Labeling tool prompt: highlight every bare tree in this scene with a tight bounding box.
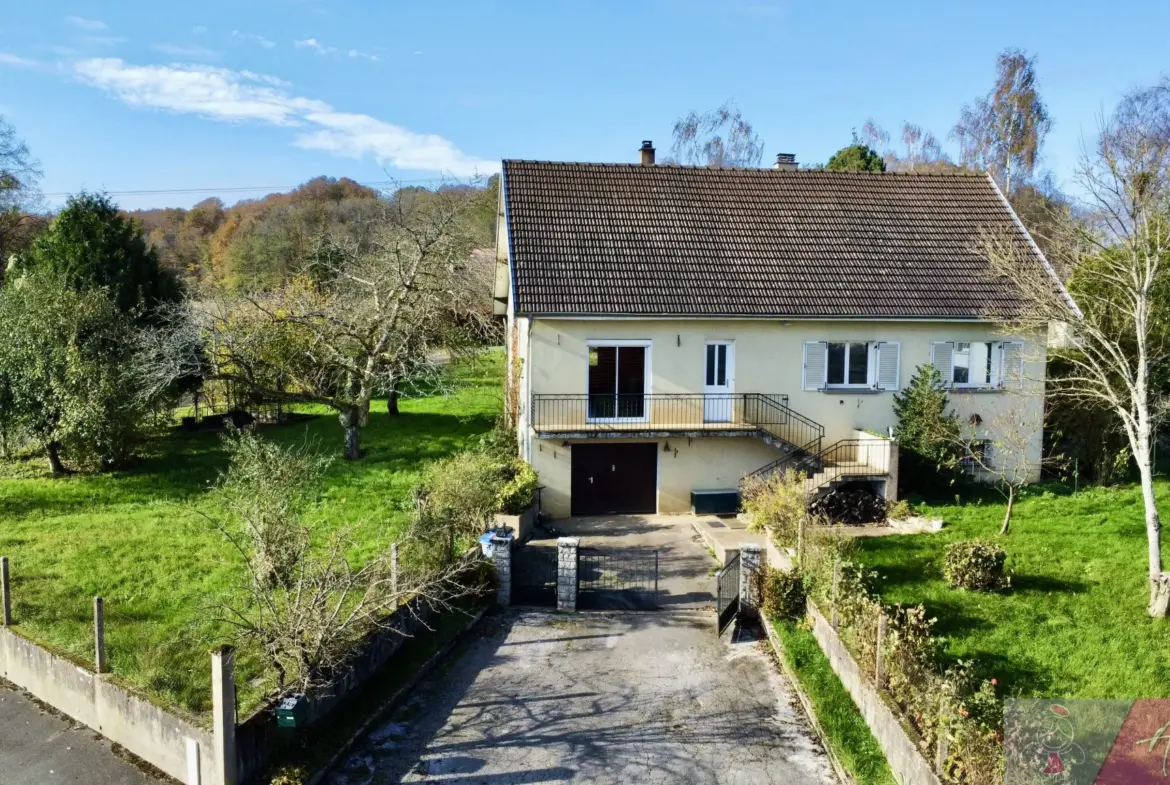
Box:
[862,119,955,172]
[952,49,1052,193]
[209,430,477,693]
[981,78,1170,615]
[668,100,765,168]
[142,181,494,459]
[0,115,43,286]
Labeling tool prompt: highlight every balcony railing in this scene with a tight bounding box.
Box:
[530,393,824,456]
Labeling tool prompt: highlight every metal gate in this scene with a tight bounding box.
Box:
[512,545,558,607]
[715,553,740,635]
[577,548,659,610]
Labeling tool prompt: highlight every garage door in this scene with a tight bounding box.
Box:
[571,443,658,516]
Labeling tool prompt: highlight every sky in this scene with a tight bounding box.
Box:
[1,0,1168,211]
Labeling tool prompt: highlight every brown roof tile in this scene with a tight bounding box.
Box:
[502,161,1044,318]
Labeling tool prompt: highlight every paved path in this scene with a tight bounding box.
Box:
[326,610,836,785]
[0,679,173,785]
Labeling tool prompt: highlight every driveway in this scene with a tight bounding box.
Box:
[326,610,837,785]
[0,679,173,785]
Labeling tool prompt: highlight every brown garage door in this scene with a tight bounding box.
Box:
[571,443,658,516]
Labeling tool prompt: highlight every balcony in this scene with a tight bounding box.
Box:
[530,393,824,457]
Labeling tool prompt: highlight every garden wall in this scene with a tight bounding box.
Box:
[0,626,217,785]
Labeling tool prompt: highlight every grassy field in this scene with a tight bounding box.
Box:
[770,619,896,785]
[0,352,503,722]
[855,479,1170,701]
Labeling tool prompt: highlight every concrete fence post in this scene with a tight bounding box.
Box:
[390,542,400,607]
[94,597,106,674]
[738,543,763,620]
[874,612,887,688]
[489,535,512,607]
[886,440,900,502]
[1,556,10,626]
[211,645,238,785]
[830,559,840,630]
[556,537,579,613]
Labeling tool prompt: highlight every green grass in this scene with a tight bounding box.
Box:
[855,479,1170,700]
[0,352,503,722]
[771,618,897,785]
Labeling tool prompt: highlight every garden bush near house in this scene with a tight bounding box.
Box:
[893,365,964,497]
[943,541,1009,591]
[495,458,538,514]
[886,499,912,521]
[741,468,807,545]
[761,567,807,620]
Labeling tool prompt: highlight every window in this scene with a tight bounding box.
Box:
[587,342,649,420]
[804,341,900,391]
[960,440,991,473]
[826,342,870,386]
[932,341,1023,389]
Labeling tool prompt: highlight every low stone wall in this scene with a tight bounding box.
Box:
[0,627,217,785]
[804,600,940,785]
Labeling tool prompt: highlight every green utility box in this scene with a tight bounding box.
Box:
[275,694,308,728]
[691,488,741,515]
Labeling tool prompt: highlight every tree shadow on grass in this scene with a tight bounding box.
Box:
[1011,574,1088,595]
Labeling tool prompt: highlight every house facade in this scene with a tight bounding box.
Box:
[495,147,1059,519]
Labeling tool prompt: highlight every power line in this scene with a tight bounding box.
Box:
[41,177,452,199]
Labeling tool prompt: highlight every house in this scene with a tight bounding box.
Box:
[493,142,1062,519]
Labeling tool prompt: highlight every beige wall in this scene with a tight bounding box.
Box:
[520,318,1046,517]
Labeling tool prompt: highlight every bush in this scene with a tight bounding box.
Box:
[741,469,807,545]
[495,458,538,514]
[892,365,963,496]
[886,499,912,521]
[762,568,807,620]
[943,540,1009,591]
[809,484,886,525]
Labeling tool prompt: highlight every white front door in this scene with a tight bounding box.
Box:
[703,341,734,423]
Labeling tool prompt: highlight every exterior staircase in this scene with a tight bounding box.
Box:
[745,436,895,498]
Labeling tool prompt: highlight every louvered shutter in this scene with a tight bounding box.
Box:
[1000,342,1024,388]
[931,341,954,386]
[876,342,901,391]
[803,341,828,391]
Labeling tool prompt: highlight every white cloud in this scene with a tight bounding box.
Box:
[66,16,109,31]
[73,58,496,176]
[231,31,276,50]
[0,52,39,68]
[295,38,377,62]
[152,43,220,59]
[348,49,378,62]
[192,25,208,35]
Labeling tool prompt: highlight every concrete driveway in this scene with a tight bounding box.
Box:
[0,679,173,785]
[326,610,836,785]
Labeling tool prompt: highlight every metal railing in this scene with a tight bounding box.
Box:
[742,393,824,459]
[746,438,891,493]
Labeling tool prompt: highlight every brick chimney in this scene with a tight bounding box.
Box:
[775,153,798,171]
[639,140,656,166]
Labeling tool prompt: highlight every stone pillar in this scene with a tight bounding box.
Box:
[739,543,763,621]
[556,537,579,613]
[489,535,512,607]
[885,440,900,502]
[211,645,238,785]
[93,597,106,674]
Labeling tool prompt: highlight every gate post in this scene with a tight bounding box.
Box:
[738,543,763,621]
[489,535,512,607]
[556,537,579,613]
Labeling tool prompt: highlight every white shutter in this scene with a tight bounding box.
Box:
[803,341,828,391]
[876,342,901,391]
[1000,342,1024,388]
[931,341,954,386]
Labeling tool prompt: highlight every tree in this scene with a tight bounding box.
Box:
[668,100,765,168]
[144,181,494,460]
[209,429,476,693]
[826,141,886,173]
[861,120,958,173]
[0,115,43,288]
[0,273,148,473]
[17,192,181,322]
[892,365,964,497]
[979,78,1170,615]
[952,49,1052,193]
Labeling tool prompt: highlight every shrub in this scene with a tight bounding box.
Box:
[495,458,538,514]
[944,540,1009,591]
[886,499,912,521]
[762,568,807,620]
[892,365,963,495]
[421,451,503,538]
[740,469,807,545]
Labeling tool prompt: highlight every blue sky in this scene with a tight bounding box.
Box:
[1,0,1168,210]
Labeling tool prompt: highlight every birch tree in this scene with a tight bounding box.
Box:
[981,78,1170,615]
[668,100,765,168]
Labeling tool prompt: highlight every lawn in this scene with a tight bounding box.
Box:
[854,479,1170,701]
[0,351,503,722]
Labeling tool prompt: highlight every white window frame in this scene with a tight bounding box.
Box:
[825,341,876,389]
[934,340,1019,390]
[585,339,652,423]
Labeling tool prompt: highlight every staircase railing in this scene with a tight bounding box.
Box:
[746,438,891,494]
[742,393,824,459]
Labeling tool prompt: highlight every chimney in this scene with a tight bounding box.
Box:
[639,140,656,166]
[775,153,798,171]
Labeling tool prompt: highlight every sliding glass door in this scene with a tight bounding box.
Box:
[587,344,648,421]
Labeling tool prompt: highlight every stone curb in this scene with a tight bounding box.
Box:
[762,617,855,785]
[305,604,491,785]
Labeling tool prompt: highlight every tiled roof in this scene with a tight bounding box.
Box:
[502,161,1047,319]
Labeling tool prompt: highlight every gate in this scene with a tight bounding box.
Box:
[577,548,659,610]
[715,553,740,635]
[512,544,558,607]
